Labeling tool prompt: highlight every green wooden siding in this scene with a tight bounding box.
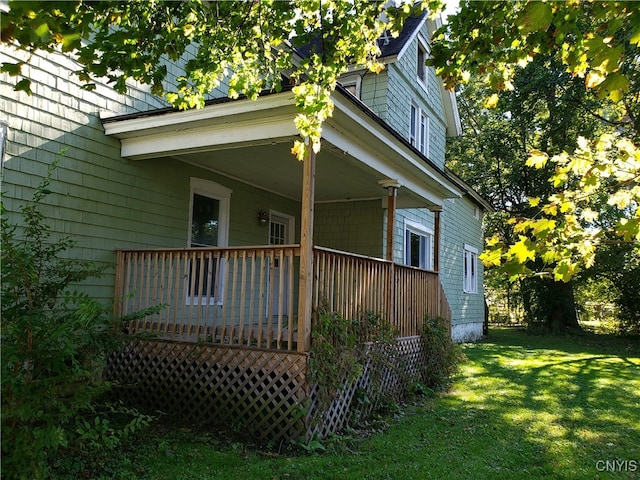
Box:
[1,48,300,304]
[314,200,384,258]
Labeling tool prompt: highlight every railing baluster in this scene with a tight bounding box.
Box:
[114,245,449,350]
[266,251,275,348]
[287,248,295,349]
[211,250,220,341]
[219,250,230,344]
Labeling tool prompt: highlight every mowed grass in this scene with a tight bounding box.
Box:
[71,328,640,480]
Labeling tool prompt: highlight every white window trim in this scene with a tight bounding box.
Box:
[416,35,431,91]
[404,219,434,271]
[339,75,362,99]
[463,244,479,294]
[410,103,430,157]
[268,210,295,245]
[187,178,232,306]
[188,177,231,247]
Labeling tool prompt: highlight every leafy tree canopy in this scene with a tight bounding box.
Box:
[1,0,442,158]
[2,0,638,282]
[431,1,639,282]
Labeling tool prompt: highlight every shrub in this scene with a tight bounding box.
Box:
[1,161,153,479]
[419,316,466,390]
[309,305,398,410]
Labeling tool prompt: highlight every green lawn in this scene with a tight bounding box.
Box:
[58,328,640,479]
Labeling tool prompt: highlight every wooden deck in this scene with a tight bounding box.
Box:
[110,245,452,442]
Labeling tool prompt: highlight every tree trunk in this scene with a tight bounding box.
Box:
[520,277,581,333]
[545,280,581,332]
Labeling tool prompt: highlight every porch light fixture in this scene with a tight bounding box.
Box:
[257,210,269,226]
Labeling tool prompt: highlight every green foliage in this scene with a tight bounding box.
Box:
[437,2,639,284]
[577,242,640,335]
[430,1,639,105]
[448,42,639,331]
[419,316,466,390]
[309,306,397,403]
[0,161,155,479]
[308,305,399,432]
[1,0,443,160]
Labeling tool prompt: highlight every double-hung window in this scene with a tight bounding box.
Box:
[404,220,434,271]
[410,103,430,157]
[416,35,431,92]
[187,178,231,305]
[463,244,478,294]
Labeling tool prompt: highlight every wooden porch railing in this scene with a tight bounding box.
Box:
[114,245,452,352]
[312,247,451,338]
[114,245,300,350]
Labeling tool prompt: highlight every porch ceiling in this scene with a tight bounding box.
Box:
[102,90,462,206]
[171,140,396,203]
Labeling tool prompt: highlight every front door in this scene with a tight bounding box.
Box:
[268,211,294,316]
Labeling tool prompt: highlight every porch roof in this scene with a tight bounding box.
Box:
[101,87,462,208]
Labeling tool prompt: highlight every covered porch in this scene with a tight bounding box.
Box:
[103,87,459,442]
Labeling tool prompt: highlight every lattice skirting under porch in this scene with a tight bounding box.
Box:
[308,335,427,440]
[106,339,310,442]
[106,335,427,443]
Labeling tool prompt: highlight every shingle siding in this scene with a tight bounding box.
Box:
[440,197,485,341]
[314,200,384,257]
[1,47,297,303]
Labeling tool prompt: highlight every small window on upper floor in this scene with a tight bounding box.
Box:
[416,35,430,86]
[339,76,361,99]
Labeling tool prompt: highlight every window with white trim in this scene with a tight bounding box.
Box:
[187,178,232,305]
[417,38,428,83]
[404,220,434,270]
[410,103,430,157]
[463,244,478,294]
[339,76,362,99]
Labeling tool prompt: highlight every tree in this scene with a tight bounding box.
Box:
[448,54,609,331]
[1,0,443,159]
[431,1,640,284]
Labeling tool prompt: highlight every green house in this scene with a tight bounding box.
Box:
[1,10,491,441]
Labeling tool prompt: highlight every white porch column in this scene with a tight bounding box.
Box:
[297,146,316,353]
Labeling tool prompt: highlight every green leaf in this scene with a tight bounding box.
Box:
[520,2,553,35]
[14,78,32,95]
[526,150,548,169]
[508,236,536,264]
[34,22,50,38]
[596,72,629,102]
[1,62,23,76]
[480,248,502,267]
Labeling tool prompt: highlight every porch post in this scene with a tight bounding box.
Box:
[431,206,442,273]
[430,206,443,319]
[379,180,400,262]
[297,146,316,353]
